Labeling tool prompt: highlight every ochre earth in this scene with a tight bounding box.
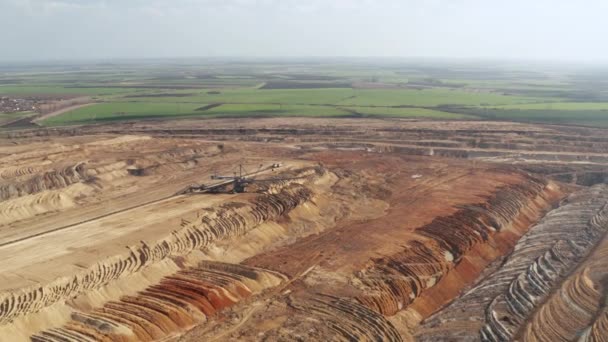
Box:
[0,118,607,341]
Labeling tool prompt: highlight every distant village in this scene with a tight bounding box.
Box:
[0,96,45,113]
[0,96,89,115]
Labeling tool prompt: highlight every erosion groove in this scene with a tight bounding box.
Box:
[3,119,608,341]
[581,305,608,342]
[0,165,43,181]
[0,184,312,326]
[31,261,286,342]
[416,185,608,341]
[0,183,94,224]
[355,176,549,316]
[519,207,608,341]
[0,163,89,201]
[290,294,403,342]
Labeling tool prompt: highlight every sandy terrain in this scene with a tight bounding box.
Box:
[0,118,607,341]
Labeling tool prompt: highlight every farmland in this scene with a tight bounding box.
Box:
[1,59,608,126]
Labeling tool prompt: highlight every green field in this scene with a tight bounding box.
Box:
[1,59,607,127]
[43,102,207,125]
[122,88,549,107]
[0,111,36,126]
[342,106,470,118]
[337,89,549,107]
[454,108,608,127]
[40,87,546,125]
[492,102,608,110]
[203,104,350,117]
[42,102,470,126]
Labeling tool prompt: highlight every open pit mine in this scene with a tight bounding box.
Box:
[1,118,608,341]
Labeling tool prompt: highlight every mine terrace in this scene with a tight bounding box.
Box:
[0,117,607,341]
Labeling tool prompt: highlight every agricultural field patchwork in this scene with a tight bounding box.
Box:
[1,59,607,127]
[42,102,208,125]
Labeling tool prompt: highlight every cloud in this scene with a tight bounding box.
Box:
[1,0,607,62]
[2,0,399,20]
[4,0,102,15]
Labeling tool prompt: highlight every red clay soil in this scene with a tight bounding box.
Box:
[244,151,566,315]
[247,151,528,277]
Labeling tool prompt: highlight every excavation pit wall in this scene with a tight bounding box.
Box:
[0,138,592,340]
[0,167,328,341]
[416,184,608,341]
[213,160,571,341]
[30,261,287,342]
[516,198,608,342]
[300,142,608,166]
[0,163,90,201]
[353,177,567,323]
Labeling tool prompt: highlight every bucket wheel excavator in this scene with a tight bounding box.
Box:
[178,162,301,194]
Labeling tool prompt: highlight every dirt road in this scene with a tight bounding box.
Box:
[32,100,94,122]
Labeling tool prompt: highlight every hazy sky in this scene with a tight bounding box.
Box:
[1,0,607,62]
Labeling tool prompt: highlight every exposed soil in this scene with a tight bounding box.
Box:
[0,118,607,341]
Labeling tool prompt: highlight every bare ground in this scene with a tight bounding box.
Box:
[0,118,607,341]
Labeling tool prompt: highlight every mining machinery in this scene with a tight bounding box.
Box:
[178,162,296,194]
